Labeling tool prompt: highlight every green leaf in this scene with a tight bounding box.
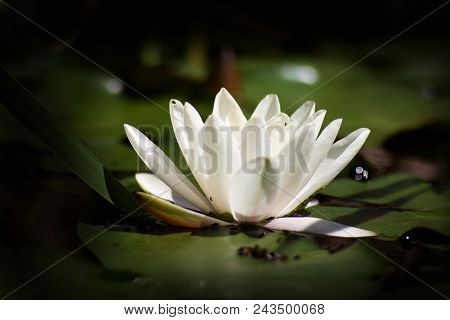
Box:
[0,66,140,214]
[239,58,450,146]
[312,174,450,238]
[78,223,388,299]
[76,174,450,298]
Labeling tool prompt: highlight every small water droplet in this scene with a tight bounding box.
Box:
[363,170,369,179]
[354,166,369,181]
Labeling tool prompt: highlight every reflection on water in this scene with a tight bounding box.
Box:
[102,78,124,95]
[279,64,319,85]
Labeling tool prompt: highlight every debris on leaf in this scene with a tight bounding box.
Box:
[237,245,289,262]
[315,236,355,253]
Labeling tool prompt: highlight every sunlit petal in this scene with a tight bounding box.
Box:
[269,115,327,215]
[290,101,315,124]
[230,157,280,222]
[213,88,246,126]
[201,115,240,213]
[124,124,213,212]
[251,94,280,122]
[279,128,370,215]
[135,173,202,212]
[180,102,211,196]
[264,217,377,237]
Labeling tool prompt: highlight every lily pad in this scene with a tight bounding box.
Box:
[313,174,450,238]
[239,57,449,146]
[78,223,387,299]
[76,174,450,299]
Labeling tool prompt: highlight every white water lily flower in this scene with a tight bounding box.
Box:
[124,88,376,237]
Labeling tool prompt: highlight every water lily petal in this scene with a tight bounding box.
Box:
[268,115,327,215]
[308,118,342,171]
[169,100,204,154]
[170,101,210,197]
[290,101,315,124]
[201,115,240,213]
[124,124,213,212]
[184,102,204,128]
[183,106,210,192]
[136,192,231,228]
[305,198,319,208]
[279,128,370,215]
[294,110,326,157]
[240,117,265,163]
[169,98,185,118]
[264,217,377,237]
[135,173,202,212]
[169,100,204,186]
[265,113,291,156]
[225,107,247,142]
[241,113,290,163]
[311,128,371,187]
[251,94,280,121]
[230,157,280,222]
[310,110,327,137]
[213,88,246,126]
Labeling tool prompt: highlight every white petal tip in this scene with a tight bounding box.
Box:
[315,109,326,116]
[218,87,230,96]
[305,198,319,208]
[264,217,377,238]
[358,128,371,141]
[169,98,183,106]
[123,124,137,137]
[124,123,136,130]
[123,124,147,149]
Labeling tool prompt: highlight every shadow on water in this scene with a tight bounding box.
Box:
[191,224,272,238]
[317,194,410,211]
[344,177,420,199]
[398,227,450,250]
[108,222,188,236]
[108,220,273,238]
[368,233,450,298]
[333,188,429,226]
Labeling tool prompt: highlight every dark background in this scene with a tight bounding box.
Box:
[1,0,449,81]
[0,0,449,299]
